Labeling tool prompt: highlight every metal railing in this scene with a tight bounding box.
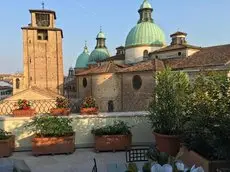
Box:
[0,99,81,115]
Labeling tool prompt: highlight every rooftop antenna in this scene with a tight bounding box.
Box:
[42,1,45,10]
[100,26,102,32]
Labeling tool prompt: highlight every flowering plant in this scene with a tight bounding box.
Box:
[55,97,69,108]
[81,96,97,108]
[15,99,31,110]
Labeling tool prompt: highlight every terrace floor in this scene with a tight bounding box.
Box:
[11,148,128,172]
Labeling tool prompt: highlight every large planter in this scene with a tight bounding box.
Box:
[179,146,230,172]
[153,132,180,156]
[32,133,75,156]
[80,107,98,115]
[0,135,15,157]
[50,108,70,116]
[12,109,36,117]
[94,134,132,152]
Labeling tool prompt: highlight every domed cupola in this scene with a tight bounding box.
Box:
[125,0,165,48]
[88,28,110,64]
[125,0,165,64]
[75,42,90,69]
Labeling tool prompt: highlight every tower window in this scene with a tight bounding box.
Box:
[36,13,50,27]
[37,30,48,40]
[132,75,142,90]
[16,78,20,89]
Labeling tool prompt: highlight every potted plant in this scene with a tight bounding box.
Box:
[25,115,75,156]
[180,72,230,172]
[91,120,132,152]
[148,67,190,156]
[50,97,70,116]
[0,129,15,157]
[80,96,98,115]
[12,99,36,117]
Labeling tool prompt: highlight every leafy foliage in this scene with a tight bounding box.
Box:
[182,71,230,160]
[91,120,132,136]
[81,96,97,108]
[148,67,190,135]
[126,163,138,172]
[25,115,73,137]
[0,129,11,140]
[56,97,69,108]
[146,145,170,166]
[15,99,31,110]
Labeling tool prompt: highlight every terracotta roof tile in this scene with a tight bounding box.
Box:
[173,44,230,69]
[151,44,201,54]
[99,54,125,62]
[76,62,126,76]
[118,59,165,73]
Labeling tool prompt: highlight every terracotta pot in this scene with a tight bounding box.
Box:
[94,134,132,152]
[0,135,15,157]
[32,133,75,156]
[179,146,230,172]
[50,108,70,116]
[153,132,180,156]
[12,109,36,117]
[80,107,98,115]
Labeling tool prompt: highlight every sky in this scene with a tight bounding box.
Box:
[0,0,230,75]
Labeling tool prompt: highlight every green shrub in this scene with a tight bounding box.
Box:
[0,129,11,140]
[91,120,132,136]
[25,115,73,137]
[148,67,190,135]
[182,72,230,160]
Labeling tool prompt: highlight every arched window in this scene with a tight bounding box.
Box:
[143,50,149,58]
[16,78,20,89]
[132,75,142,90]
[83,78,87,88]
[108,100,114,112]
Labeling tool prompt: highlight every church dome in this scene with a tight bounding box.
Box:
[88,48,110,64]
[97,31,106,39]
[125,22,165,47]
[140,0,152,9]
[88,29,110,64]
[125,0,165,48]
[75,45,90,68]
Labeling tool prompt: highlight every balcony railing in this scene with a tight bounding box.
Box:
[0,99,81,115]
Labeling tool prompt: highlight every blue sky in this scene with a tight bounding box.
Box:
[0,0,230,75]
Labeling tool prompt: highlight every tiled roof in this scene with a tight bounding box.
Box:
[118,59,165,73]
[172,44,230,69]
[99,54,125,62]
[76,62,127,76]
[151,44,201,54]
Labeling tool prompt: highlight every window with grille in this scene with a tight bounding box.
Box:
[36,13,50,27]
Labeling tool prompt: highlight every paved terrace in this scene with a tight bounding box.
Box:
[11,148,128,172]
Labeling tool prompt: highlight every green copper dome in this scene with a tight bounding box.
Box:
[140,0,152,9]
[88,48,110,64]
[125,22,165,47]
[125,0,165,47]
[97,31,106,39]
[75,45,90,69]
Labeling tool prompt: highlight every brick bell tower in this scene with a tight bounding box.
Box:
[21,4,64,94]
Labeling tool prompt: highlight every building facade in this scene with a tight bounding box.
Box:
[72,0,230,112]
[9,8,64,100]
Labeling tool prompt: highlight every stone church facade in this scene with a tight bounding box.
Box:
[71,0,230,112]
